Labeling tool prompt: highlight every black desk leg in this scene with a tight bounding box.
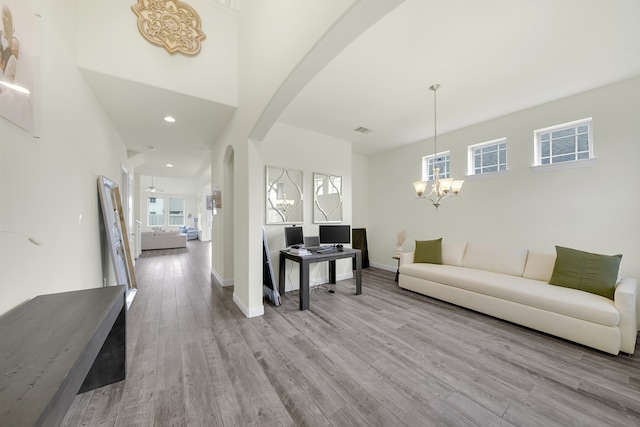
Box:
[329,260,336,284]
[355,252,362,295]
[300,261,310,310]
[279,253,286,296]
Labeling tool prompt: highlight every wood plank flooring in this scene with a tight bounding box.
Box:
[63,241,640,426]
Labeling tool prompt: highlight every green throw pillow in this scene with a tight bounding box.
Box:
[414,238,442,264]
[549,246,622,300]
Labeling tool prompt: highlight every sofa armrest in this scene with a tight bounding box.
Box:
[400,252,414,266]
[615,277,638,354]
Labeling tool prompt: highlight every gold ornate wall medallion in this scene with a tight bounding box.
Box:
[131,0,206,56]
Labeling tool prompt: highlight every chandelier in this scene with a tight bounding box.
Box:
[413,84,464,209]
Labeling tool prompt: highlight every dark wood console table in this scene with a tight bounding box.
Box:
[0,286,126,427]
[279,248,362,310]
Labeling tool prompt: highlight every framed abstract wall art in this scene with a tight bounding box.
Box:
[0,0,36,133]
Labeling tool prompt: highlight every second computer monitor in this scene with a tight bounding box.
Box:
[319,225,350,247]
[284,226,304,247]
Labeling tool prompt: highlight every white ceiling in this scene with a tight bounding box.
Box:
[81,68,236,183]
[279,0,640,156]
[85,0,640,180]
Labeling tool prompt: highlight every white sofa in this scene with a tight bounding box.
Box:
[399,240,639,355]
[141,231,187,250]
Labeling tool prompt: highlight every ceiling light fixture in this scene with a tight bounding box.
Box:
[163,116,176,123]
[146,176,164,193]
[412,84,464,209]
[166,163,174,167]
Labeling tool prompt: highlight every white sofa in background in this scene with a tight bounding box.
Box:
[141,230,187,250]
[399,240,639,355]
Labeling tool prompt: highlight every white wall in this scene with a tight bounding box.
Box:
[352,153,369,229]
[76,0,237,106]
[262,122,353,291]
[197,188,212,242]
[366,76,640,280]
[0,0,128,314]
[210,0,365,317]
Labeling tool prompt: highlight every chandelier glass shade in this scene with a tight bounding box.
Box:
[413,84,464,209]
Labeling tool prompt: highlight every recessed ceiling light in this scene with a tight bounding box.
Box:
[164,116,176,123]
[166,163,174,168]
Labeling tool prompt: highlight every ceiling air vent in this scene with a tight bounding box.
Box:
[354,126,372,134]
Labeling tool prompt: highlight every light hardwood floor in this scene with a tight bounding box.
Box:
[63,240,640,426]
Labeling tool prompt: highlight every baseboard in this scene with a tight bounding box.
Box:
[233,292,264,318]
[211,267,234,287]
[370,261,396,272]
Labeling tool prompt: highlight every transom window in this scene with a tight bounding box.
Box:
[535,118,592,165]
[468,138,507,175]
[421,151,450,181]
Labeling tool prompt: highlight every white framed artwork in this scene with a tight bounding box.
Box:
[0,0,36,133]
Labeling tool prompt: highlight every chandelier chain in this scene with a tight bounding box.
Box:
[433,85,437,157]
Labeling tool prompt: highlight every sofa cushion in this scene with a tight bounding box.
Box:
[462,242,529,277]
[400,263,620,326]
[414,239,442,264]
[523,251,556,282]
[442,241,468,267]
[549,246,622,300]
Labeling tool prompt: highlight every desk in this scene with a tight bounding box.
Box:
[279,248,362,310]
[0,286,126,427]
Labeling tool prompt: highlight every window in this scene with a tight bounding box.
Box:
[468,138,507,175]
[148,197,164,226]
[168,198,185,226]
[535,118,592,166]
[147,197,185,226]
[421,151,450,181]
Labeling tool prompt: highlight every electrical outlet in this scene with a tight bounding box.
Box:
[78,214,83,225]
[103,278,107,286]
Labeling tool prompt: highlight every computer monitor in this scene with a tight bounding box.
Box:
[319,225,350,248]
[284,226,304,247]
